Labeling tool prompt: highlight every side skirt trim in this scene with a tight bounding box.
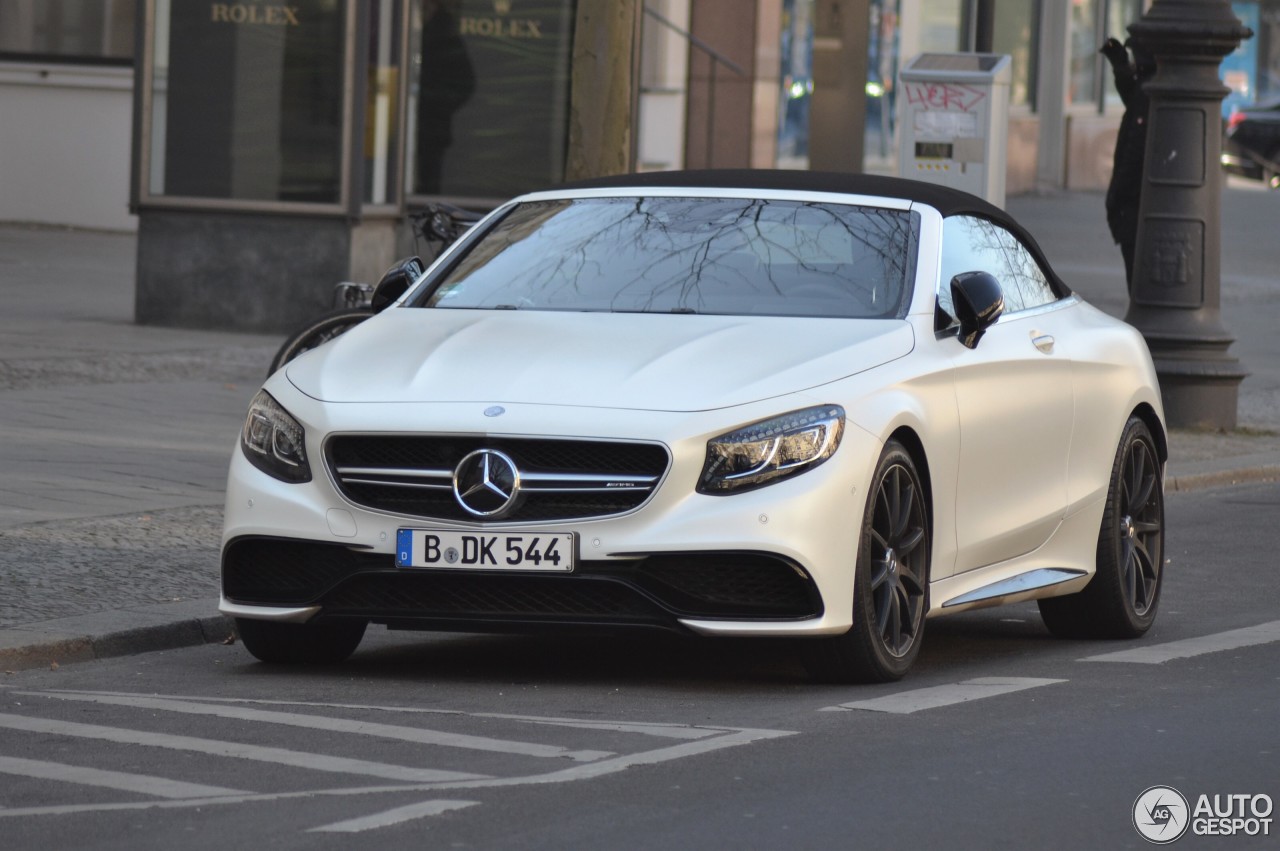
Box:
[940,568,1088,609]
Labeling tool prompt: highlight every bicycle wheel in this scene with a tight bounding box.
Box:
[268,308,373,376]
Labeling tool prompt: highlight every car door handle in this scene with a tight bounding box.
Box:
[1032,333,1055,354]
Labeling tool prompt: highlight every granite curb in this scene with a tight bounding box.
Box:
[0,599,233,672]
[1167,460,1280,492]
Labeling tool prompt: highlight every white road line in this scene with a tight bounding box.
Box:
[308,799,479,833]
[0,713,487,784]
[0,755,248,799]
[479,715,722,740]
[438,725,797,788]
[37,690,726,740]
[40,689,468,717]
[0,726,796,819]
[1080,620,1280,664]
[820,677,1067,714]
[23,691,612,762]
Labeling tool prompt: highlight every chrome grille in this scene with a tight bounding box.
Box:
[326,435,670,522]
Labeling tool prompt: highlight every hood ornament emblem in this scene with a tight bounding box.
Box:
[484,405,506,418]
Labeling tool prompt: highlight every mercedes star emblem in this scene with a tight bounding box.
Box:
[453,448,521,517]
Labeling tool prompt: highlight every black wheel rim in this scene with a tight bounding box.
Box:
[1119,436,1162,617]
[867,463,928,658]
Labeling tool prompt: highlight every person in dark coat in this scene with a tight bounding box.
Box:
[415,0,476,196]
[1102,37,1157,292]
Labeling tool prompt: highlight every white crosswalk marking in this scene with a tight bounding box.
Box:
[24,691,612,761]
[308,799,479,833]
[1079,620,1280,664]
[0,755,248,799]
[0,712,488,784]
[35,690,724,741]
[0,690,798,832]
[819,677,1067,714]
[482,715,722,739]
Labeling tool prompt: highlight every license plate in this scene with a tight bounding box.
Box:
[396,529,575,572]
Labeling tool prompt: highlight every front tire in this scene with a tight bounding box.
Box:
[1039,416,1164,639]
[236,617,367,664]
[804,441,930,683]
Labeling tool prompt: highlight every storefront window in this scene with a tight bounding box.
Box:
[408,0,573,200]
[866,0,900,162]
[776,0,813,168]
[144,0,347,205]
[365,0,404,206]
[919,0,963,53]
[1101,0,1143,108]
[1263,4,1280,99]
[1069,0,1099,105]
[0,0,135,63]
[992,0,1036,109]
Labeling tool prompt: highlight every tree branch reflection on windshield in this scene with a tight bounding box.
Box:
[427,197,917,319]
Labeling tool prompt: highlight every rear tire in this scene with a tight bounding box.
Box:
[1039,416,1164,639]
[235,617,366,664]
[803,441,930,683]
[268,308,373,376]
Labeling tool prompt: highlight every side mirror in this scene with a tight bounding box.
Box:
[950,271,1004,349]
[370,256,425,313]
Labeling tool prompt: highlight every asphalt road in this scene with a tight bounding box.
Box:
[2,481,1277,850]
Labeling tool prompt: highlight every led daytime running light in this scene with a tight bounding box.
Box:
[699,405,845,494]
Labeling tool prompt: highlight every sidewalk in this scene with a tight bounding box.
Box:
[0,223,276,668]
[2,183,1278,670]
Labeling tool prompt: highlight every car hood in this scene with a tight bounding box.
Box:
[285,308,913,412]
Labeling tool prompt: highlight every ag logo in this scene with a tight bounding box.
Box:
[1134,786,1190,844]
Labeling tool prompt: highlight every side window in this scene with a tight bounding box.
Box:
[937,215,1059,325]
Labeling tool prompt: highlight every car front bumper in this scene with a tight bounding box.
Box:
[220,395,883,638]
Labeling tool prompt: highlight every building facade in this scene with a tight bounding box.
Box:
[1,0,1274,237]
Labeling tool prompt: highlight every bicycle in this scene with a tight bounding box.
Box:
[267,203,482,375]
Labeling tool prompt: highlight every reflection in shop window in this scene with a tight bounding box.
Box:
[776,0,814,168]
[408,0,572,200]
[145,0,346,204]
[1101,0,1145,109]
[0,0,135,63]
[365,0,404,206]
[992,0,1036,109]
[1069,0,1099,105]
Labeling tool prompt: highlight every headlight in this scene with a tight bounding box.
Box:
[240,390,311,483]
[698,405,844,494]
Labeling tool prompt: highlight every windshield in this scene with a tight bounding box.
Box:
[421,197,918,318]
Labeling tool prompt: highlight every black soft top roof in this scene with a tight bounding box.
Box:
[556,168,1005,218]
[549,169,1070,297]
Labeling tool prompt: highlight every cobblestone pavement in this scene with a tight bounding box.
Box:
[0,345,268,391]
[0,505,221,628]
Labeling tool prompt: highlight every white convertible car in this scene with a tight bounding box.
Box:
[221,171,1166,682]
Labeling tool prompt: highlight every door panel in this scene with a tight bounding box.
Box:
[948,308,1075,573]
